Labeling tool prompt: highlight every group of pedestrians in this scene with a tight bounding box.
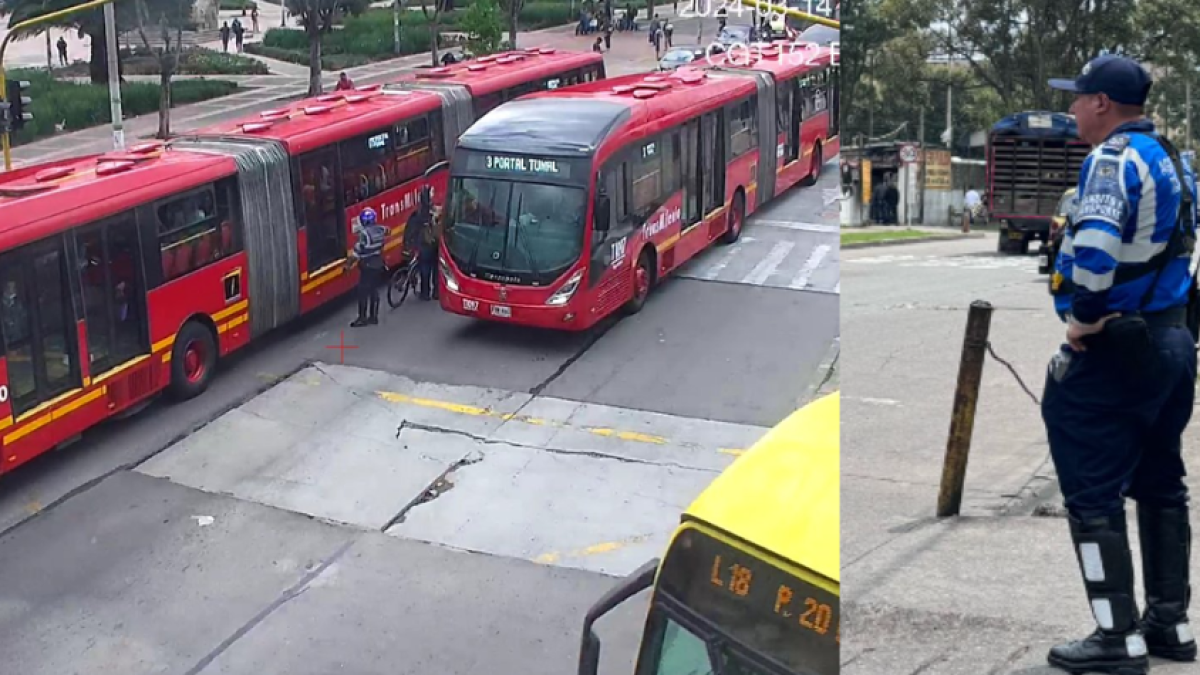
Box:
[219,8,258,54]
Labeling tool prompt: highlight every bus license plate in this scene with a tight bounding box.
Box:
[491,305,512,318]
[463,299,479,312]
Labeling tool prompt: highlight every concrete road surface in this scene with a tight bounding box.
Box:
[842,235,1200,674]
[0,156,839,673]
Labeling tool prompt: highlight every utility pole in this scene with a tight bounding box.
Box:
[104,2,124,150]
[45,32,52,73]
[919,96,926,224]
[945,84,952,151]
[1187,79,1192,151]
[393,0,402,55]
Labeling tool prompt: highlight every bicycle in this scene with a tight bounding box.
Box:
[387,251,421,309]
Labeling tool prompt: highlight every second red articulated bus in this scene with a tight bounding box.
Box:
[0,48,603,476]
[438,42,837,330]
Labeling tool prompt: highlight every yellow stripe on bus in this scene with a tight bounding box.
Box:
[213,299,249,322]
[301,261,347,294]
[2,386,107,445]
[0,416,12,431]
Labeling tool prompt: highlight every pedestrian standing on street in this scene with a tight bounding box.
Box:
[220,21,231,53]
[350,207,387,326]
[251,6,259,34]
[232,18,245,53]
[604,21,612,50]
[963,186,982,233]
[336,72,355,90]
[56,36,68,66]
[1042,54,1199,675]
[664,21,673,48]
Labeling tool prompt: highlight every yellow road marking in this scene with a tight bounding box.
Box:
[719,448,746,456]
[376,390,702,449]
[536,535,653,564]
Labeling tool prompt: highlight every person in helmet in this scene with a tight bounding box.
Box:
[350,207,388,326]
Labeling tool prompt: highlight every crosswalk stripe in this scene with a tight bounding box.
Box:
[701,236,756,280]
[790,244,831,289]
[742,241,796,285]
[755,220,840,234]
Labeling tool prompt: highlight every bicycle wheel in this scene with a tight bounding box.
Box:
[387,265,412,308]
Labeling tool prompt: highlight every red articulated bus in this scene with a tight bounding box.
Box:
[709,40,840,195]
[0,49,604,475]
[438,52,837,331]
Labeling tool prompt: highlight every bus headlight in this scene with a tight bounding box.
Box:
[440,257,459,292]
[546,270,584,306]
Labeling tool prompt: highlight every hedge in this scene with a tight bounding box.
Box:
[9,70,239,146]
[219,0,258,9]
[253,4,574,68]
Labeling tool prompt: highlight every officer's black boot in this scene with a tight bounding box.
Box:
[1047,512,1149,675]
[351,297,369,327]
[1138,503,1196,661]
[368,294,380,325]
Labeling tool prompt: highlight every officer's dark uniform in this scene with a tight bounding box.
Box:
[1044,55,1198,674]
[351,215,387,326]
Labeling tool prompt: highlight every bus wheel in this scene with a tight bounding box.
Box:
[168,320,217,401]
[624,250,655,315]
[799,143,823,187]
[721,191,745,244]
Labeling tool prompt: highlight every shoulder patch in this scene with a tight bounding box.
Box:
[1104,134,1131,152]
[1076,153,1130,226]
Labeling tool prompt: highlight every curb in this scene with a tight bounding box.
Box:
[841,233,986,250]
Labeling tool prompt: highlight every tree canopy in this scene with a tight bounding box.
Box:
[844,0,1200,150]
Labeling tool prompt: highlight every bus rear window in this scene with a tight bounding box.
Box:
[655,526,838,675]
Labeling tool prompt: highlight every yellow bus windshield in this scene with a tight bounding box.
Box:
[641,523,838,675]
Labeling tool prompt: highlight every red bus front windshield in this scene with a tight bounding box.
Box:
[444,176,587,286]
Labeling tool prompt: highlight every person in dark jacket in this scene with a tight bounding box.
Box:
[350,207,387,326]
[404,187,439,300]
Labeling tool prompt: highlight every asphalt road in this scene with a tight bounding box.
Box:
[0,163,839,673]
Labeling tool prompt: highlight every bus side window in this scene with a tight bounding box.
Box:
[663,131,682,196]
[629,139,664,219]
[340,127,394,206]
[394,116,434,185]
[776,82,790,136]
[0,250,36,410]
[729,97,757,157]
[156,186,222,282]
[428,111,446,162]
[474,94,502,118]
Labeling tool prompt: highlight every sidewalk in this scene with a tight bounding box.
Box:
[9,12,693,168]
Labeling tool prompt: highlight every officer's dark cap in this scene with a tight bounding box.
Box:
[1048,54,1153,106]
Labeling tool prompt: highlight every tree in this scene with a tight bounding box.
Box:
[460,0,503,57]
[284,0,369,95]
[132,0,193,139]
[499,0,522,49]
[420,0,449,66]
[0,0,139,84]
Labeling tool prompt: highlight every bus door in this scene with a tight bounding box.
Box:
[786,78,801,165]
[0,237,82,420]
[74,213,150,380]
[296,147,346,274]
[701,110,725,220]
[682,118,703,233]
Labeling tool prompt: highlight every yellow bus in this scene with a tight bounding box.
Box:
[578,392,839,675]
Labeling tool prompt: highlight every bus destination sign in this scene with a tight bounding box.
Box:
[658,526,839,675]
[486,155,563,176]
[465,152,573,180]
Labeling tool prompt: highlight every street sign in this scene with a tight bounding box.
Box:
[899,144,918,164]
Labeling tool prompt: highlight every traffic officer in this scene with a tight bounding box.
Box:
[1044,54,1198,675]
[350,207,387,327]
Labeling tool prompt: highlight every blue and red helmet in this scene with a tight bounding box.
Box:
[359,207,377,226]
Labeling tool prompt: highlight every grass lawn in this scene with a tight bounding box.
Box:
[841,229,955,246]
[10,69,239,146]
